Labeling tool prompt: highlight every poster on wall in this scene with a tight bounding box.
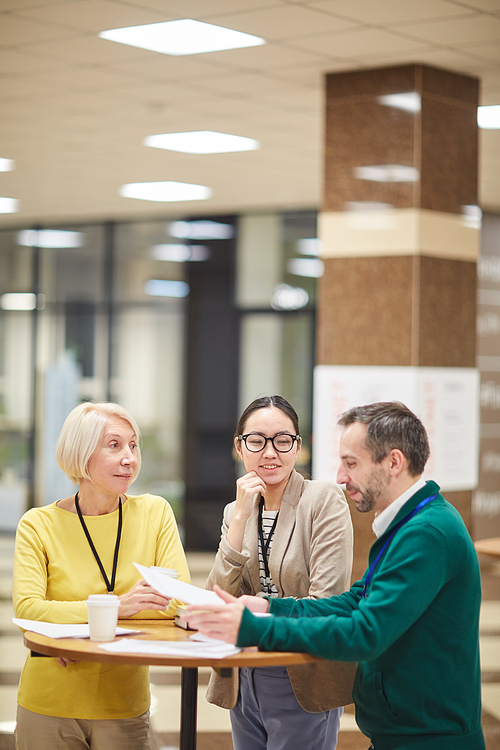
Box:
[312,366,480,492]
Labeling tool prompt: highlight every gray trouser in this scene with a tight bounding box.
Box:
[15,705,151,750]
[230,666,342,750]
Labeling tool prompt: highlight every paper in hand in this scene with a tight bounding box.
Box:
[134,563,225,607]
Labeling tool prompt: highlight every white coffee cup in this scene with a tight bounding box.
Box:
[87,594,120,642]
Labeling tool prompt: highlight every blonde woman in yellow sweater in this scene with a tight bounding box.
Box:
[13,401,190,750]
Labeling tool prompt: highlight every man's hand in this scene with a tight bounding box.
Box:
[239,593,270,614]
[182,585,269,643]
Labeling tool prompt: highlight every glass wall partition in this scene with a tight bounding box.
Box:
[37,224,108,512]
[0,221,189,535]
[113,219,188,522]
[236,211,319,479]
[0,231,33,530]
[0,210,319,548]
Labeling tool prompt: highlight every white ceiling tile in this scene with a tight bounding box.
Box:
[192,71,305,95]
[102,86,267,120]
[480,74,500,101]
[100,82,229,110]
[394,15,500,45]
[0,0,64,9]
[309,0,476,25]
[15,1,167,32]
[19,33,155,64]
[0,0,499,224]
[273,59,357,84]
[288,27,430,57]
[194,41,323,69]
[449,0,500,11]
[354,46,487,73]
[0,48,62,73]
[258,87,323,110]
[208,5,358,39]
[461,40,500,62]
[0,76,55,98]
[275,58,358,82]
[31,90,123,114]
[125,0,288,17]
[103,54,231,82]
[27,65,147,91]
[0,12,75,44]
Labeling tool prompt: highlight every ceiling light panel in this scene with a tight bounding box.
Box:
[478,105,500,129]
[355,165,420,183]
[152,245,210,262]
[168,221,234,240]
[0,197,18,213]
[144,280,190,298]
[287,258,324,278]
[296,238,322,256]
[144,131,259,154]
[17,230,83,248]
[1,293,36,311]
[119,182,212,202]
[99,19,265,56]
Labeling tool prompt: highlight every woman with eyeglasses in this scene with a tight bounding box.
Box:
[206,395,355,750]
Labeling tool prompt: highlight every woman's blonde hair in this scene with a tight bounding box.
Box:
[56,401,142,485]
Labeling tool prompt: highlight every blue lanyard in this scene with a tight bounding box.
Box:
[361,493,438,598]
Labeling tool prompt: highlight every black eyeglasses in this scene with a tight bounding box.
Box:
[238,433,300,453]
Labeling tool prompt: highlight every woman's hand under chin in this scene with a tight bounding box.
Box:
[226,471,267,553]
[234,471,267,521]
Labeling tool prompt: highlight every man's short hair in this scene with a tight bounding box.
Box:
[337,401,430,476]
[56,401,142,485]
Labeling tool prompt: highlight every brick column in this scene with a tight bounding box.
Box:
[317,64,479,581]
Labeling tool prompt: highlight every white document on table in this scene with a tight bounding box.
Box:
[134,562,225,607]
[99,635,240,658]
[12,618,140,639]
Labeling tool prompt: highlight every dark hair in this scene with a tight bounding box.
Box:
[337,401,429,476]
[235,395,300,439]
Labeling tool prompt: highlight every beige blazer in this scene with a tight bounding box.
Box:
[206,469,357,712]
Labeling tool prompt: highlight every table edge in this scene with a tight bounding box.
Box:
[23,631,322,668]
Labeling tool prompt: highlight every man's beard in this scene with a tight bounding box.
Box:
[348,465,388,513]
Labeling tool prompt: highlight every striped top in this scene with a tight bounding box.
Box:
[258,510,279,597]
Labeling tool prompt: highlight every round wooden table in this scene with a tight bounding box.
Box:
[23,620,321,750]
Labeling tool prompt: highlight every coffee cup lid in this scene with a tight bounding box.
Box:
[87,594,120,604]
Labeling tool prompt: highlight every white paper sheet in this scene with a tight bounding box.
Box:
[134,562,225,607]
[12,618,140,639]
[99,635,240,658]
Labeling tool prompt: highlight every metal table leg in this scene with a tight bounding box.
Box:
[180,667,198,750]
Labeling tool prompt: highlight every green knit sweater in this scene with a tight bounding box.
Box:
[237,481,485,750]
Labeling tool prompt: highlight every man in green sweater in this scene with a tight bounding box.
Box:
[186,402,485,750]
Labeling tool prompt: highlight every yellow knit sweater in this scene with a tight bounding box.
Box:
[13,494,190,719]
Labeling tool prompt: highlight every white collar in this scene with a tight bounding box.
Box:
[372,477,427,538]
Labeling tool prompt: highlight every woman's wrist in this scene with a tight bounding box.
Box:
[230,510,250,524]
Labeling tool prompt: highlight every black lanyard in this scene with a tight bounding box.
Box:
[258,497,279,580]
[74,491,123,593]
